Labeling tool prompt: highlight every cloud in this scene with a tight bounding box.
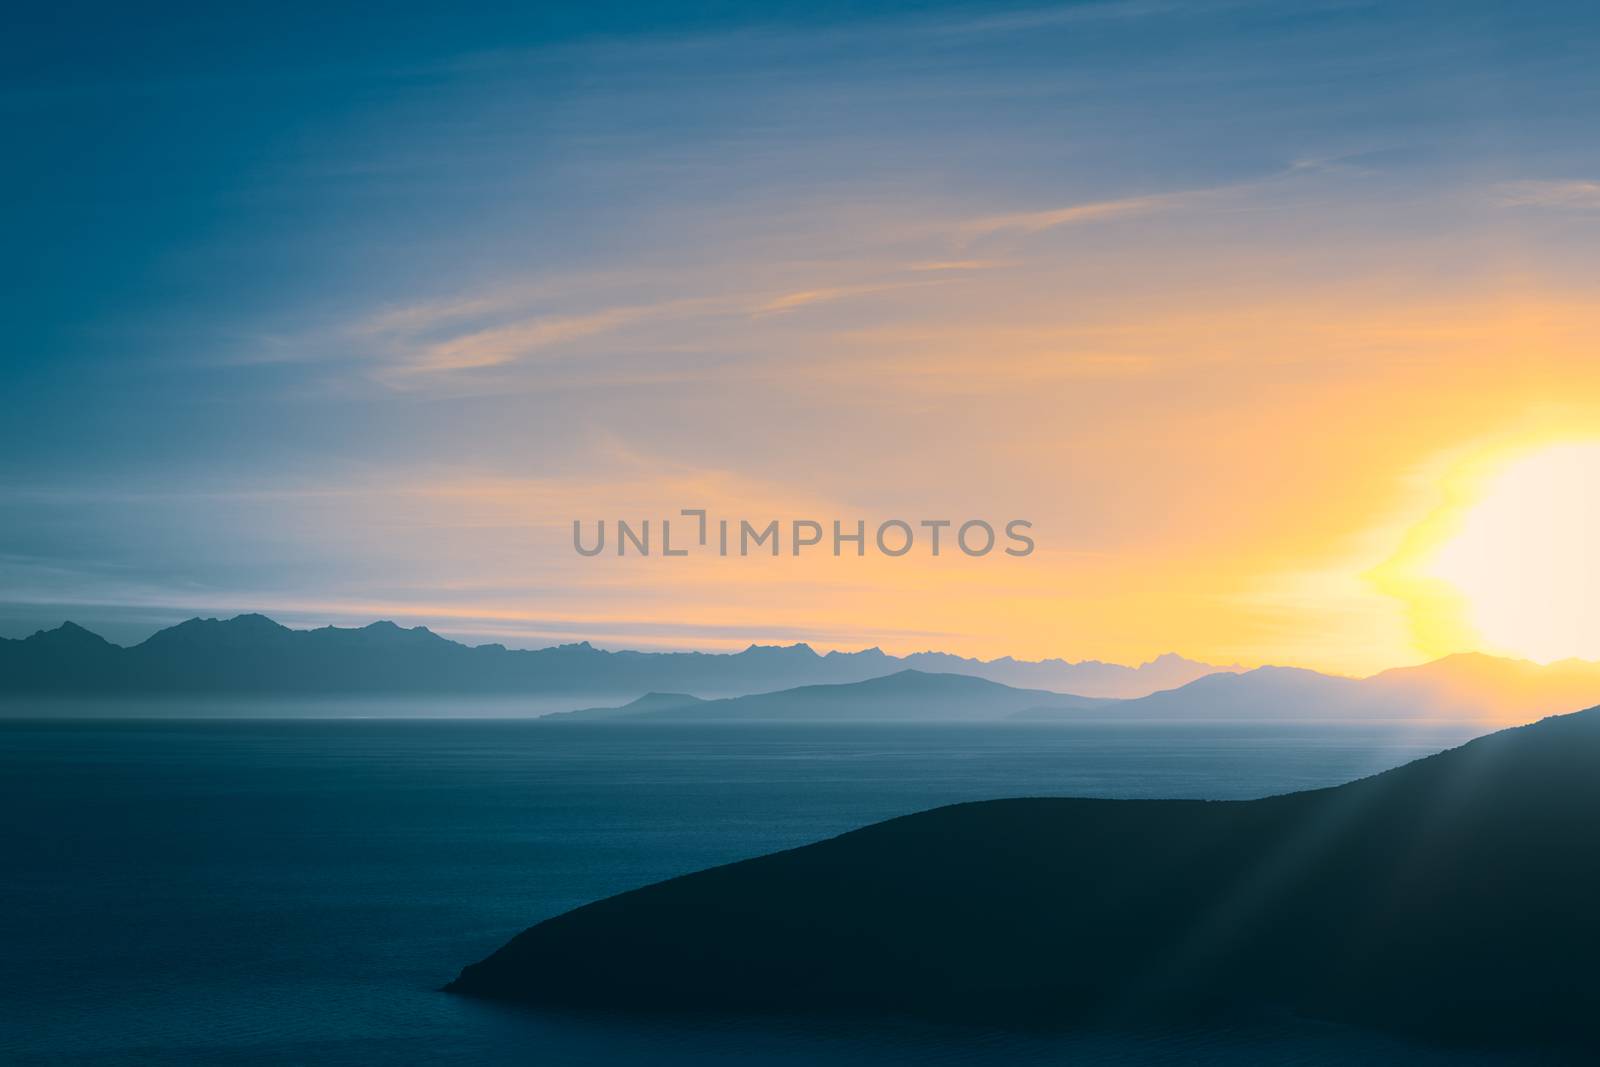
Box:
[371,293,735,382]
[753,283,917,315]
[362,272,950,385]
[1494,180,1600,211]
[926,0,1267,38]
[350,272,644,337]
[337,170,1265,391]
[355,293,520,337]
[400,306,654,373]
[905,259,1014,272]
[959,193,1173,241]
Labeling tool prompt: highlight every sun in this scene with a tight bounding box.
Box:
[1422,442,1600,663]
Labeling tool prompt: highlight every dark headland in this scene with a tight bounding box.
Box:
[447,704,1600,1048]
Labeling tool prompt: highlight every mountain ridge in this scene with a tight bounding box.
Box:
[0,614,1225,700]
[546,669,1114,723]
[5,615,1600,725]
[1014,653,1600,725]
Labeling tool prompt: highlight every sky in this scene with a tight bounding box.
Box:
[4,1,1600,672]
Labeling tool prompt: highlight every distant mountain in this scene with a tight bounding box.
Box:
[447,704,1600,1049]
[547,670,1115,723]
[7,615,1595,725]
[1014,656,1600,725]
[1366,652,1600,723]
[0,614,1220,701]
[540,692,706,722]
[895,649,1222,697]
[1029,665,1369,721]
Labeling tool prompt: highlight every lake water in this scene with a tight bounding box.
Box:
[0,716,1519,1064]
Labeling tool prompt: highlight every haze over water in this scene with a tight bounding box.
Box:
[0,713,1497,1065]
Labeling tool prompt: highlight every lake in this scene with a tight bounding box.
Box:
[0,715,1515,1064]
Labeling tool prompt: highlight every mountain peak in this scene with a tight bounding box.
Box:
[226,613,290,631]
[738,642,818,657]
[363,619,439,638]
[625,691,704,710]
[26,621,114,648]
[133,613,293,651]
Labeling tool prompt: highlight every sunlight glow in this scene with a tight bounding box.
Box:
[1426,442,1600,663]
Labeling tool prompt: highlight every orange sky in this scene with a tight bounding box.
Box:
[7,4,1600,671]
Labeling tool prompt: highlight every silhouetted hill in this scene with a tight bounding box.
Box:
[447,705,1600,1047]
[540,692,706,722]
[1015,657,1600,725]
[0,615,1222,700]
[549,670,1115,723]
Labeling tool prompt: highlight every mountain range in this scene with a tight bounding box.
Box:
[447,703,1600,1049]
[0,614,1220,699]
[5,613,1600,726]
[549,657,1600,726]
[543,670,1114,723]
[1014,654,1600,725]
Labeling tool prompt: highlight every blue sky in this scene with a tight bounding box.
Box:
[5,2,1600,667]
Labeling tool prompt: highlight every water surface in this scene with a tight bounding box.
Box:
[0,715,1507,1064]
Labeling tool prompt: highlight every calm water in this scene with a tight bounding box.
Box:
[0,716,1520,1064]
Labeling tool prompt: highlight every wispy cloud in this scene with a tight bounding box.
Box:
[398,306,655,374]
[356,293,523,337]
[350,271,648,338]
[922,0,1300,38]
[753,282,918,315]
[360,273,953,384]
[368,291,743,383]
[959,193,1173,241]
[905,259,1014,272]
[1495,179,1600,211]
[333,167,1301,392]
